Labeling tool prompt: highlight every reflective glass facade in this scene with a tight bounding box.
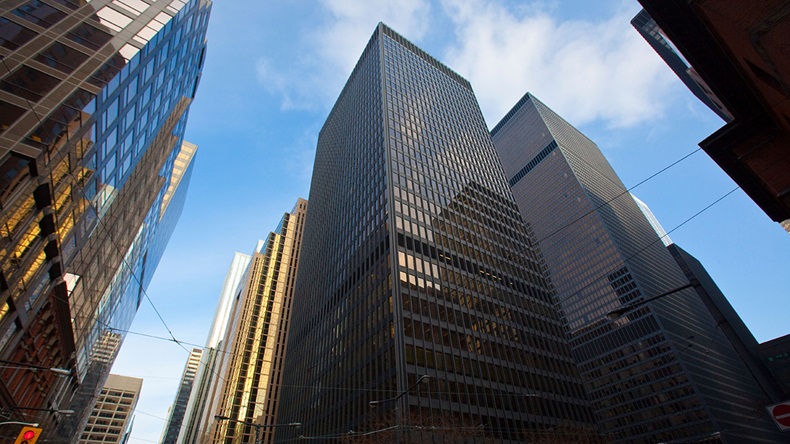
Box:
[211,200,307,444]
[162,347,202,444]
[0,0,211,440]
[178,251,251,444]
[278,24,595,442]
[491,93,784,443]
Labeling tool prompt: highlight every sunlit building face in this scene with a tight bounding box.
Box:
[0,1,211,440]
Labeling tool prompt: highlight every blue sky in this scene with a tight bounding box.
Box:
[111,1,790,442]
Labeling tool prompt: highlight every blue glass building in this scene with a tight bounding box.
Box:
[0,1,211,440]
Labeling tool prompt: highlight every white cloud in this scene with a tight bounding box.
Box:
[256,0,432,111]
[440,0,677,129]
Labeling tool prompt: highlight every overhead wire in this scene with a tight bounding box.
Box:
[0,50,187,349]
[1,28,761,444]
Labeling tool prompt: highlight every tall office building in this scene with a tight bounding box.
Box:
[278,24,595,442]
[635,1,790,233]
[491,93,783,442]
[210,199,307,444]
[636,196,783,403]
[162,347,202,444]
[78,373,142,444]
[0,0,211,440]
[630,9,732,122]
[178,251,251,444]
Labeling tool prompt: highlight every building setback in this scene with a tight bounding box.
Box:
[490,92,784,442]
[78,374,143,444]
[0,0,211,440]
[277,24,596,443]
[210,199,307,444]
[177,251,251,444]
[162,347,202,444]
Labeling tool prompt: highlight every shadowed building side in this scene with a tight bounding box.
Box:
[491,92,784,443]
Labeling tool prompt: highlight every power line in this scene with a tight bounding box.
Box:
[553,185,740,308]
[0,53,185,353]
[536,147,702,245]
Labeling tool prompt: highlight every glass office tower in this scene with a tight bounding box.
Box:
[162,347,202,444]
[0,1,211,440]
[211,199,307,444]
[491,93,783,443]
[178,251,251,444]
[278,24,595,442]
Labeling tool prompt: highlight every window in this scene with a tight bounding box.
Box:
[0,18,37,50]
[104,98,119,127]
[67,22,113,51]
[35,41,89,73]
[0,65,59,102]
[12,0,66,28]
[94,6,134,32]
[50,0,79,9]
[0,100,26,132]
[88,56,126,88]
[0,153,33,206]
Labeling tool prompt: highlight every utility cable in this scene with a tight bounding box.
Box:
[0,56,184,348]
[535,147,702,245]
[553,185,740,308]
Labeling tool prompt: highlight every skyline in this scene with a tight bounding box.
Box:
[110,1,790,443]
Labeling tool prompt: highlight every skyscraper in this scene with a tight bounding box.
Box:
[210,199,307,444]
[162,347,202,444]
[630,9,732,122]
[178,251,251,444]
[278,24,595,442]
[491,92,783,442]
[0,0,211,440]
[78,374,142,444]
[635,0,790,233]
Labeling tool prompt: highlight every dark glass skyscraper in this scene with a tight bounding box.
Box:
[0,1,211,440]
[278,24,595,442]
[491,93,784,443]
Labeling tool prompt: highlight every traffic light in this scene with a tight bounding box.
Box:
[14,426,42,444]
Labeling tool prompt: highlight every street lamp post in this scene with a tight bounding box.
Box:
[0,421,39,427]
[213,415,301,444]
[15,407,75,416]
[369,375,430,442]
[0,359,72,376]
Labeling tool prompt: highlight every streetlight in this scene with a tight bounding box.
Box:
[0,359,72,376]
[369,375,430,407]
[0,421,39,427]
[606,281,695,321]
[213,415,301,444]
[15,407,74,416]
